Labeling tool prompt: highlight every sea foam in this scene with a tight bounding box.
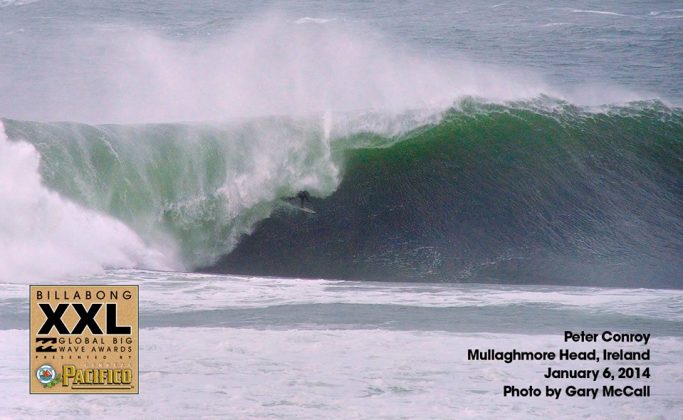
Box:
[0,122,175,282]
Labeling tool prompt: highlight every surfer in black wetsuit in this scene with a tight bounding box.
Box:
[295,190,311,208]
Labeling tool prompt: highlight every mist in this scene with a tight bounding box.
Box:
[0,14,562,124]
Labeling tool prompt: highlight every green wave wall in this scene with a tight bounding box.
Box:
[212,100,683,287]
[4,98,682,286]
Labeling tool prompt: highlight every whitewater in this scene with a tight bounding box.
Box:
[2,270,683,418]
[1,0,682,418]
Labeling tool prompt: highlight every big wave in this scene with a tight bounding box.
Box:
[1,16,680,285]
[211,99,683,287]
[2,99,682,286]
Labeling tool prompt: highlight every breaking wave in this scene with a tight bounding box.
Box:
[2,98,682,287]
[1,16,679,286]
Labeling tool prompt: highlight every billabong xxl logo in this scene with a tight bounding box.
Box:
[30,285,139,394]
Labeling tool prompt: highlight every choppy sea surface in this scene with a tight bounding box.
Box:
[2,270,683,418]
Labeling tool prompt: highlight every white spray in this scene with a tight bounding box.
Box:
[0,122,176,282]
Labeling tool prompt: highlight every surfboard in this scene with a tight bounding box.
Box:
[281,200,316,214]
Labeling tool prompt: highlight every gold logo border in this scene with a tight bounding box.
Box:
[29,284,139,395]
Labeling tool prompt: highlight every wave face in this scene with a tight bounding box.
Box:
[3,99,682,287]
[1,116,344,273]
[210,100,683,288]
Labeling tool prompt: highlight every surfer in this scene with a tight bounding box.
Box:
[294,190,311,208]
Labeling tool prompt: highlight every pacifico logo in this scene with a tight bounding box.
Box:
[29,285,139,394]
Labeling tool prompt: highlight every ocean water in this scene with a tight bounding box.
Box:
[1,0,682,418]
[2,270,683,418]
